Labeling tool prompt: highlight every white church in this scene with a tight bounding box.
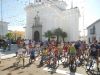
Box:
[25,0,80,42]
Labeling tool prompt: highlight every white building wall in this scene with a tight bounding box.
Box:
[0,21,8,37]
[95,21,100,41]
[87,20,100,43]
[25,3,80,41]
[25,4,34,39]
[87,27,90,42]
[87,26,93,43]
[63,8,80,41]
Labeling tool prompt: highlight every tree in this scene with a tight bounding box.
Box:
[61,31,67,42]
[44,30,52,42]
[6,32,13,39]
[54,28,62,43]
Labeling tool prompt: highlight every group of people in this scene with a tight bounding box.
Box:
[15,39,100,69]
[0,39,12,64]
[15,39,41,66]
[0,38,100,73]
[0,39,11,52]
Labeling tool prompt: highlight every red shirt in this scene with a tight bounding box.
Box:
[54,47,58,56]
[63,46,68,52]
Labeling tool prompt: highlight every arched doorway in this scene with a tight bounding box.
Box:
[34,31,40,42]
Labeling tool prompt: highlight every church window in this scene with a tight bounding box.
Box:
[90,26,95,35]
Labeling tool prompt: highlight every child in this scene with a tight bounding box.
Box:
[29,46,35,64]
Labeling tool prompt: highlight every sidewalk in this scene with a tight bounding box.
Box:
[1,53,16,59]
[0,44,18,60]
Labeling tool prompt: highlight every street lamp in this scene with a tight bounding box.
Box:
[81,6,86,41]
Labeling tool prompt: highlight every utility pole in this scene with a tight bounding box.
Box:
[29,0,30,4]
[0,0,3,39]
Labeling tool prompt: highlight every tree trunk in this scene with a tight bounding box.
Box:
[57,36,59,44]
[63,37,65,42]
[48,37,50,42]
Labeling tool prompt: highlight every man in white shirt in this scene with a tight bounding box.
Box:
[16,47,26,67]
[17,48,26,56]
[24,39,29,45]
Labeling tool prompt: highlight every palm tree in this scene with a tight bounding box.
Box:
[54,28,62,43]
[61,31,67,42]
[44,30,52,42]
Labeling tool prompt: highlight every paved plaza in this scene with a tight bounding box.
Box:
[0,44,87,75]
[0,44,17,59]
[0,57,88,75]
[0,44,100,75]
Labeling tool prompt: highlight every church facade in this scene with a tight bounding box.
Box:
[25,0,80,41]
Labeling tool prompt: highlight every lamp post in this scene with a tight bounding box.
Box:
[81,6,86,41]
[83,14,86,41]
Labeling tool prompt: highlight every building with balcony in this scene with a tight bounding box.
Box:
[87,19,100,43]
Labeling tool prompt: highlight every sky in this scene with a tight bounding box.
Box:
[0,0,100,34]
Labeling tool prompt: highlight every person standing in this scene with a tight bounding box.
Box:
[0,51,1,64]
[29,46,35,64]
[16,47,26,67]
[90,40,99,70]
[7,39,11,51]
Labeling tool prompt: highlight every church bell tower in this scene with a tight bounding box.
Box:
[32,11,42,42]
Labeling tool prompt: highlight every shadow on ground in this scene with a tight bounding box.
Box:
[2,65,14,71]
[1,63,32,71]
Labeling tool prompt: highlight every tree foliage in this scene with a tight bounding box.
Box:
[44,28,67,42]
[61,31,67,42]
[54,28,62,43]
[6,31,24,40]
[6,32,12,39]
[44,30,52,41]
